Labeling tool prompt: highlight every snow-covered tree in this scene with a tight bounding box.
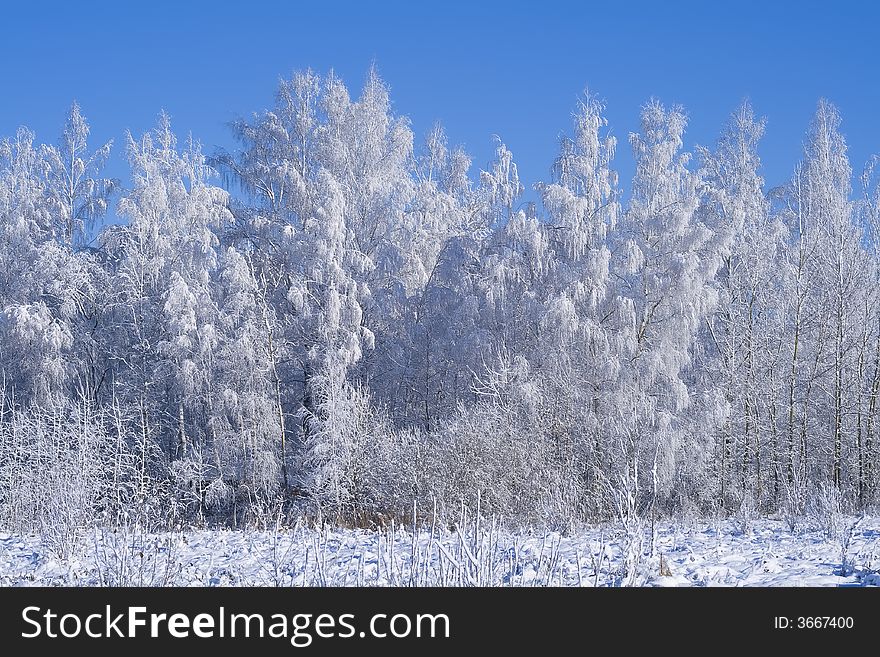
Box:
[106,113,233,513]
[609,99,722,512]
[43,102,116,247]
[0,127,93,406]
[698,101,787,507]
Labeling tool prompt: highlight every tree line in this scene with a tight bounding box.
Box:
[1,67,879,533]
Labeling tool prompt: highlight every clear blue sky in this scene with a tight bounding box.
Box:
[1,0,878,213]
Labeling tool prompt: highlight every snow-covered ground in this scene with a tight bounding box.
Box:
[1,516,879,587]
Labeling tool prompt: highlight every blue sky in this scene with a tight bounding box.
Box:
[1,0,877,213]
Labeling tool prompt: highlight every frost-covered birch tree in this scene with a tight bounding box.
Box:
[609,100,722,511]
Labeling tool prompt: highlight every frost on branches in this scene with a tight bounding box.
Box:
[1,71,879,540]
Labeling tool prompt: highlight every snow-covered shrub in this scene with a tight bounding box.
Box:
[169,456,207,522]
[0,399,135,559]
[357,425,432,523]
[204,477,233,512]
[780,473,807,534]
[603,473,646,587]
[807,482,847,541]
[806,483,862,575]
[303,380,391,523]
[422,400,558,524]
[735,492,756,536]
[541,473,587,536]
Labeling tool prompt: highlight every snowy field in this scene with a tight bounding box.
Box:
[2,516,879,587]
